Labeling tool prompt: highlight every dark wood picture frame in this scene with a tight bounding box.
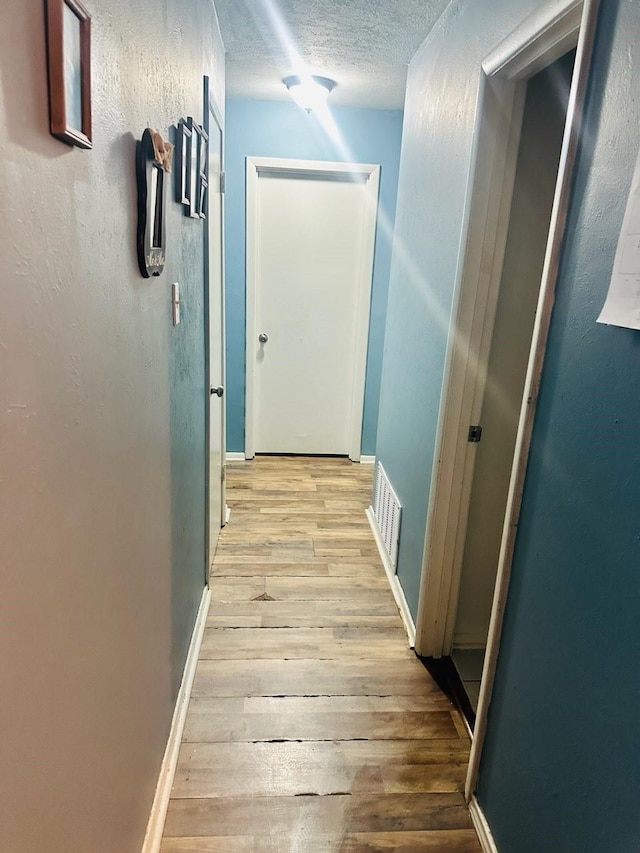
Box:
[45,0,93,149]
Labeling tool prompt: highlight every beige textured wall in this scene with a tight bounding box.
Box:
[0,1,224,851]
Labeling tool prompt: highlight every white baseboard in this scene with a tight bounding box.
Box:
[224,504,231,525]
[453,637,487,650]
[366,507,416,648]
[469,796,499,853]
[227,452,372,463]
[141,586,211,853]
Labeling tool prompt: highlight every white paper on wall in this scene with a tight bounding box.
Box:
[597,149,640,330]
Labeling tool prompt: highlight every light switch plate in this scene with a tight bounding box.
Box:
[172,282,180,326]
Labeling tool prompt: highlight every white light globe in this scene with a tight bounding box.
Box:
[284,75,336,113]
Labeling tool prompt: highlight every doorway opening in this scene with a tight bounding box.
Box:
[404,0,599,816]
[450,50,576,722]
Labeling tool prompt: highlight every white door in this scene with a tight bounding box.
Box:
[205,86,225,571]
[246,159,380,459]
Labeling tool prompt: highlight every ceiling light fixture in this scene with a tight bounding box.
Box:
[283,75,336,113]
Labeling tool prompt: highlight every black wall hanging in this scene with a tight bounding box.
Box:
[136,128,173,278]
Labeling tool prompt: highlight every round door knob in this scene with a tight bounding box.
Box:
[259,333,269,344]
[210,386,224,397]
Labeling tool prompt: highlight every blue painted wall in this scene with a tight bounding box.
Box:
[477,2,640,850]
[224,98,404,455]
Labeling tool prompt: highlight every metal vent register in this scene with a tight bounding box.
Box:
[373,462,402,569]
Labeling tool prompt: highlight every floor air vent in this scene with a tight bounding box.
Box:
[373,462,402,570]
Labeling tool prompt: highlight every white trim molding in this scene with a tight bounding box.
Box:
[203,76,228,576]
[469,796,499,853]
[366,507,416,648]
[225,452,247,462]
[245,156,380,462]
[359,455,376,464]
[141,586,211,853]
[483,0,582,79]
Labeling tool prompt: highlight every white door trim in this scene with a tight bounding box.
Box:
[245,156,380,462]
[403,0,598,797]
[203,78,226,580]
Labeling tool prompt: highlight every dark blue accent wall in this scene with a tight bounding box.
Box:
[478,2,640,850]
[224,98,404,456]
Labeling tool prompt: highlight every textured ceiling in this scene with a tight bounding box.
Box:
[214,0,452,110]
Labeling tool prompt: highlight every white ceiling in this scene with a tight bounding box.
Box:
[214,0,452,110]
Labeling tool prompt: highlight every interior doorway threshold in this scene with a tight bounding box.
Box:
[420,655,477,737]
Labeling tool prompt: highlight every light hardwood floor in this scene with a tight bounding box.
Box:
[161,457,481,852]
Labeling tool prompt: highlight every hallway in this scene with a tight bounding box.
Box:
[160,457,481,851]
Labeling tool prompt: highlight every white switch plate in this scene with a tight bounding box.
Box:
[172,282,180,325]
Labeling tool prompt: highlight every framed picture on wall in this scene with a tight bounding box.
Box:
[175,119,192,205]
[186,117,200,218]
[197,126,209,219]
[45,0,93,149]
[183,117,208,218]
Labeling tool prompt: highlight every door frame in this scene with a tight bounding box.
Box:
[203,77,226,582]
[403,0,599,794]
[244,156,380,461]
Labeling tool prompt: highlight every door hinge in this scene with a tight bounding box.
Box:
[220,171,226,194]
[468,425,483,443]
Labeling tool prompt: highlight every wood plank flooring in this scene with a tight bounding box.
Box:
[161,457,480,853]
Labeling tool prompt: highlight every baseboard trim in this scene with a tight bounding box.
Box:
[226,452,246,462]
[366,506,416,648]
[360,455,376,464]
[454,636,489,649]
[141,586,211,853]
[469,795,499,853]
